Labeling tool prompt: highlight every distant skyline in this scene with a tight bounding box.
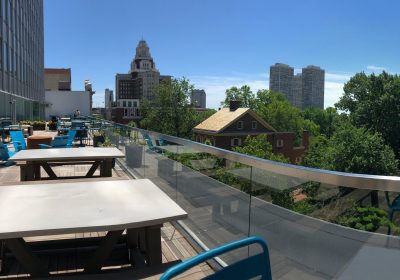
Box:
[44,0,400,109]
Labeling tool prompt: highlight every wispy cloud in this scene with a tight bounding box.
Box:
[366,65,387,72]
[188,72,351,109]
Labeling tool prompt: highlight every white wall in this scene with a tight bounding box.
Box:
[45,91,90,119]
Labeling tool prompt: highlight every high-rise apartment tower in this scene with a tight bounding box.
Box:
[0,0,45,120]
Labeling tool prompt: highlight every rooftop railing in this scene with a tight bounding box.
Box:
[89,117,400,279]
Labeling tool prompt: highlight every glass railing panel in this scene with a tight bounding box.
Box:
[94,121,400,277]
[161,141,252,264]
[248,172,400,278]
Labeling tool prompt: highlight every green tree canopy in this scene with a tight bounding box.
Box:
[302,107,340,138]
[140,78,210,138]
[233,134,289,163]
[220,85,256,108]
[303,122,398,175]
[336,71,400,157]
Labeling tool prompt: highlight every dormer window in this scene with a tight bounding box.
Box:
[237,121,243,130]
[252,121,257,130]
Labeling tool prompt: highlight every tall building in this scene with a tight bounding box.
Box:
[301,66,325,109]
[269,63,325,109]
[0,0,45,120]
[191,89,206,108]
[105,88,114,109]
[113,40,170,124]
[269,63,294,104]
[291,74,303,108]
[84,80,95,113]
[44,68,71,91]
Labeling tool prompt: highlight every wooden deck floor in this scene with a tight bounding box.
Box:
[0,137,213,279]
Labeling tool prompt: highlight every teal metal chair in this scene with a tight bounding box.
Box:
[39,136,70,149]
[143,134,156,151]
[160,236,272,280]
[0,144,16,166]
[67,129,77,147]
[9,130,26,152]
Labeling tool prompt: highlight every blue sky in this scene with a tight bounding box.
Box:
[44,0,400,109]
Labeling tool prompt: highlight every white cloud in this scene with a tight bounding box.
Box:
[366,65,386,72]
[188,72,350,109]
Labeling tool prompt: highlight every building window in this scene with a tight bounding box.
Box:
[252,121,257,130]
[124,109,128,117]
[128,101,132,107]
[123,101,127,107]
[295,157,302,164]
[231,138,242,147]
[276,139,284,148]
[237,121,243,130]
[133,101,137,107]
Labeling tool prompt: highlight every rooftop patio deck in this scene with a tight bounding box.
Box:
[0,133,213,279]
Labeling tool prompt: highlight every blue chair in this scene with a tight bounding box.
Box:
[9,130,26,152]
[385,192,400,235]
[160,236,272,280]
[39,136,70,149]
[67,129,77,147]
[143,134,156,151]
[0,144,16,166]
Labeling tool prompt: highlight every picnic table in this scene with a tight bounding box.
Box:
[0,179,187,276]
[9,147,124,181]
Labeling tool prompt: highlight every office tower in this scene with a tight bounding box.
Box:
[0,0,44,120]
[269,63,294,103]
[191,89,206,108]
[44,68,71,91]
[302,66,325,109]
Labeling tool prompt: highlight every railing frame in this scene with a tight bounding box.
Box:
[90,117,400,192]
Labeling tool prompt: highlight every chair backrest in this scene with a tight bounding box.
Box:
[67,130,77,146]
[143,134,155,150]
[10,130,26,151]
[52,136,69,148]
[0,144,9,161]
[160,236,272,280]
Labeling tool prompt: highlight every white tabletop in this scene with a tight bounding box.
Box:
[9,147,125,162]
[0,179,187,239]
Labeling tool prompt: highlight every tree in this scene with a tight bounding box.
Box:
[302,107,339,138]
[303,122,398,176]
[140,78,205,138]
[233,134,289,163]
[220,85,256,108]
[255,91,319,141]
[336,71,400,158]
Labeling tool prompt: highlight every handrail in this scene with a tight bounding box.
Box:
[91,117,400,192]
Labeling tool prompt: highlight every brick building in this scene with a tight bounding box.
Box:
[193,101,309,163]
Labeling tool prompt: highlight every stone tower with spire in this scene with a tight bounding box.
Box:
[113,40,170,124]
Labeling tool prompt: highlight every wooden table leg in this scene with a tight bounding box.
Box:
[145,225,162,266]
[4,238,49,277]
[33,164,41,180]
[40,162,57,179]
[84,230,123,273]
[100,159,113,177]
[127,229,146,267]
[85,161,101,177]
[21,163,35,181]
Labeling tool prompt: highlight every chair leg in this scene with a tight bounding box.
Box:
[387,210,394,235]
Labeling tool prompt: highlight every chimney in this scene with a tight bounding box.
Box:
[302,130,309,149]
[229,100,241,111]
